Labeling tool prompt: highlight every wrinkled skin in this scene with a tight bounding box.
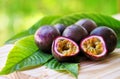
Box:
[34,25,60,52]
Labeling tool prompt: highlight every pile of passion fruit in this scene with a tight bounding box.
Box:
[34,19,117,62]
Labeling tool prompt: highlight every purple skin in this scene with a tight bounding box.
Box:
[52,36,80,62]
[90,26,117,53]
[34,25,60,52]
[62,24,88,43]
[75,19,97,33]
[54,24,66,35]
[80,35,107,61]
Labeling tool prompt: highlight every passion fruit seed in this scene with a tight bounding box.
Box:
[57,39,77,56]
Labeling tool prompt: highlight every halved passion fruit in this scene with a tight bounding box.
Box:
[52,36,80,62]
[80,35,107,60]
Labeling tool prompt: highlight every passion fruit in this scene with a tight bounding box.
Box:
[34,25,60,52]
[62,24,88,43]
[54,24,66,35]
[52,36,80,62]
[80,35,107,60]
[75,19,97,33]
[90,26,117,53]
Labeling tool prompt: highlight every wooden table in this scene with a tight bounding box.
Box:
[0,44,120,79]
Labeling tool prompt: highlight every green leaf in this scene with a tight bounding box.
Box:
[6,15,61,44]
[0,35,52,75]
[63,63,78,78]
[45,59,78,78]
[53,13,120,47]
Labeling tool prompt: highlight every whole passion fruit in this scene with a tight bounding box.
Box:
[90,26,117,53]
[62,24,88,43]
[34,25,60,52]
[54,24,66,35]
[80,35,107,60]
[52,36,80,62]
[75,19,97,33]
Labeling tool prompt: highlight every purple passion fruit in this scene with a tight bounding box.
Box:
[54,24,66,35]
[75,19,97,33]
[62,24,88,43]
[90,26,117,53]
[52,36,80,62]
[80,35,107,60]
[34,25,60,52]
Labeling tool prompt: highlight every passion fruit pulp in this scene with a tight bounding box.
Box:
[80,35,107,60]
[52,36,80,62]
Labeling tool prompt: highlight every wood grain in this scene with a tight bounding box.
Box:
[0,45,120,79]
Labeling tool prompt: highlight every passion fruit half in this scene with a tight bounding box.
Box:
[80,35,107,60]
[52,36,80,62]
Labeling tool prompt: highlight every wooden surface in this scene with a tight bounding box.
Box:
[0,44,120,79]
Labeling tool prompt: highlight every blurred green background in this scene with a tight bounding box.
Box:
[0,0,120,46]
